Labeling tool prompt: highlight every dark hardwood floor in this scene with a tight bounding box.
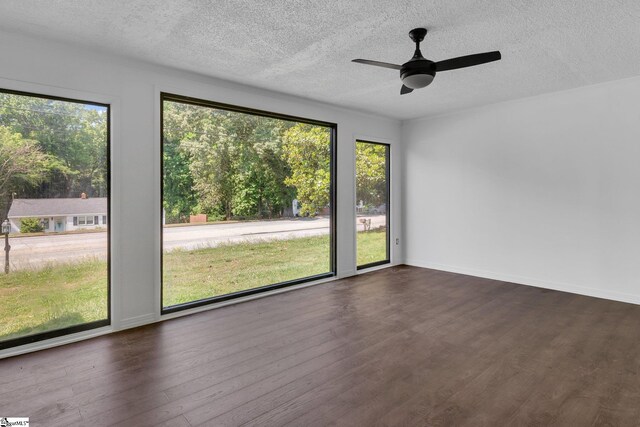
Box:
[2,265,640,426]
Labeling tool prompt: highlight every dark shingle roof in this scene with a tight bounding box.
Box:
[8,198,107,218]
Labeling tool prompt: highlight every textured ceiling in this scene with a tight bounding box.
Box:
[0,1,639,120]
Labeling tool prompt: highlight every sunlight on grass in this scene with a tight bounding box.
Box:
[0,260,108,342]
[357,228,388,267]
[163,235,332,307]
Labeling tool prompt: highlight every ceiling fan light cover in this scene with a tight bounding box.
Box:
[351,27,501,95]
[402,73,434,89]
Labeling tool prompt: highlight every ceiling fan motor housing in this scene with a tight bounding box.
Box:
[400,59,436,89]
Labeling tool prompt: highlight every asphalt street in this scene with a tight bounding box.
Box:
[5,215,386,270]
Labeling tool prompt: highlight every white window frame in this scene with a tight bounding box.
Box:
[77,215,95,226]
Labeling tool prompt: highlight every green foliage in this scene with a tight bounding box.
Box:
[20,217,44,233]
[356,142,387,207]
[163,101,302,222]
[0,93,108,200]
[0,126,49,189]
[0,126,63,217]
[162,137,198,223]
[282,124,331,216]
[173,107,238,220]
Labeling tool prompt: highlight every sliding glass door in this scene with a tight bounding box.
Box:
[356,140,390,269]
[0,89,110,349]
[161,93,336,312]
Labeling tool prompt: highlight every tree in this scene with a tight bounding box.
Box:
[0,93,108,199]
[164,101,296,222]
[162,102,201,223]
[356,143,387,207]
[0,126,60,218]
[162,137,198,223]
[282,124,331,216]
[231,118,294,218]
[179,111,237,220]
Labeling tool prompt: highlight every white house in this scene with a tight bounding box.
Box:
[7,197,108,233]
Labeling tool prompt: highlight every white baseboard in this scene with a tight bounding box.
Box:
[338,269,357,278]
[119,313,157,330]
[356,262,397,274]
[405,258,640,306]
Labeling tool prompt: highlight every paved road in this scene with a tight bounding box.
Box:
[5,215,386,270]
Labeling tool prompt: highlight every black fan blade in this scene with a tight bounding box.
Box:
[400,85,413,95]
[435,51,501,72]
[352,59,402,70]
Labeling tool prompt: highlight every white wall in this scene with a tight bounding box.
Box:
[0,30,402,355]
[403,76,640,304]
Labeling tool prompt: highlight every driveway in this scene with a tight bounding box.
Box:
[5,215,386,270]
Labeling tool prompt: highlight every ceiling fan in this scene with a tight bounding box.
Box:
[352,28,501,95]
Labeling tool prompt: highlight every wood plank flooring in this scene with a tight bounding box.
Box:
[2,265,640,426]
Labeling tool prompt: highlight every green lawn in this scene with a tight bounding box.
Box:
[0,260,108,342]
[357,228,388,267]
[0,231,387,342]
[162,235,332,306]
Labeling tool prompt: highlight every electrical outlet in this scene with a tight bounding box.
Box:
[395,238,400,245]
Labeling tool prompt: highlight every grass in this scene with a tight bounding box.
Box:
[0,260,108,341]
[162,235,332,306]
[0,230,387,341]
[163,229,387,307]
[357,228,388,267]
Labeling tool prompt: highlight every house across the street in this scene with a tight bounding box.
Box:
[7,195,108,233]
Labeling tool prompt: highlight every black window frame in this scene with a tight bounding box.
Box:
[355,139,391,270]
[160,92,337,315]
[0,88,111,351]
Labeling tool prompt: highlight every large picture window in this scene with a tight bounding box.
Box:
[161,93,336,312]
[356,140,390,269]
[0,89,110,349]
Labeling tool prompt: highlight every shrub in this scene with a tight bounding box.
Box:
[20,217,44,233]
